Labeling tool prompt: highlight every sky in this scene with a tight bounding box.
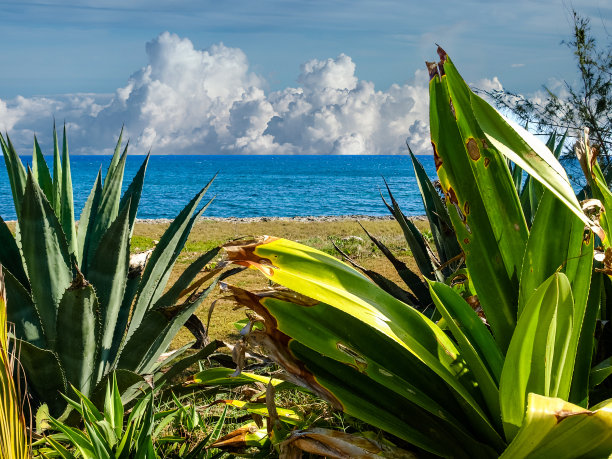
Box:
[0,0,610,155]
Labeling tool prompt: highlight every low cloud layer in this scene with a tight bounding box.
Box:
[2,33,440,155]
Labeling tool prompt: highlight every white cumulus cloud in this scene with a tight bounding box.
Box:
[0,32,434,156]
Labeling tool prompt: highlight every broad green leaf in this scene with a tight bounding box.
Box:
[104,126,124,187]
[155,340,223,388]
[470,90,599,238]
[217,399,302,425]
[224,238,506,451]
[500,273,574,439]
[519,190,594,402]
[19,174,72,345]
[429,280,502,426]
[187,367,288,388]
[32,135,53,203]
[571,271,603,405]
[429,58,525,350]
[500,394,612,458]
[56,277,101,396]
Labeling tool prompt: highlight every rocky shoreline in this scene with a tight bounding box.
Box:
[135,215,427,224]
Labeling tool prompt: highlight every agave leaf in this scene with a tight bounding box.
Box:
[32,135,54,203]
[0,215,28,289]
[431,52,531,351]
[104,126,124,188]
[88,203,131,381]
[429,280,503,425]
[19,173,73,345]
[77,170,103,271]
[470,88,600,238]
[500,273,574,440]
[127,178,215,338]
[408,147,461,269]
[52,122,62,216]
[17,339,67,417]
[0,134,27,219]
[107,272,141,371]
[59,125,78,259]
[118,268,232,374]
[500,394,612,458]
[153,247,220,309]
[4,269,44,347]
[118,154,149,238]
[55,274,101,397]
[85,146,128,269]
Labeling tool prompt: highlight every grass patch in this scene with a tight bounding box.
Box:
[132,218,424,349]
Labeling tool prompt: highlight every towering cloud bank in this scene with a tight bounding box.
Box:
[1,32,435,155]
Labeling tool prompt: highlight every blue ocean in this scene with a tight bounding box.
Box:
[0,155,436,220]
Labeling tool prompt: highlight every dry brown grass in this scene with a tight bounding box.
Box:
[130,218,426,349]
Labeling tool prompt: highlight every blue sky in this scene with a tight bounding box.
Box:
[0,0,610,154]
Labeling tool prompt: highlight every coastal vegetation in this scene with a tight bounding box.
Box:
[0,48,611,458]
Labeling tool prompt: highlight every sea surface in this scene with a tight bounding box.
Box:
[0,155,437,220]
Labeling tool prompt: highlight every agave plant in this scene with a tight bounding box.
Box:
[221,49,612,457]
[0,125,236,419]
